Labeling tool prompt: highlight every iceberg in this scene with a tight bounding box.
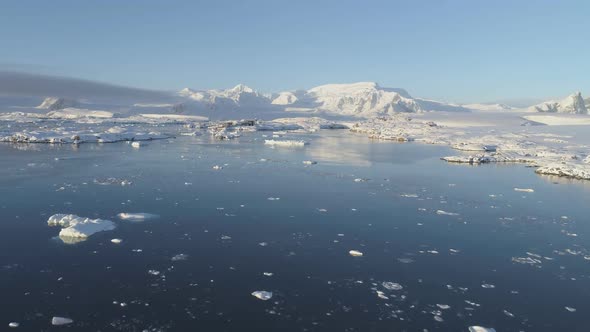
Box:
[47,214,115,241]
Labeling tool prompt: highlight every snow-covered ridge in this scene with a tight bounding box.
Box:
[271,82,468,116]
[173,82,469,117]
[36,97,79,110]
[529,92,587,114]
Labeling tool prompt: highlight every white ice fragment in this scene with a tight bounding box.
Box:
[148,270,160,276]
[437,304,451,310]
[353,178,368,182]
[212,165,223,170]
[267,197,280,201]
[481,283,495,289]
[221,235,232,240]
[8,322,19,328]
[117,212,159,222]
[376,291,389,299]
[349,250,363,257]
[51,317,73,326]
[111,238,123,244]
[251,291,273,300]
[263,272,274,276]
[469,327,497,332]
[436,210,459,216]
[303,160,317,165]
[131,141,142,148]
[171,254,189,261]
[514,188,534,193]
[264,139,307,147]
[565,306,577,312]
[47,214,115,241]
[382,282,403,291]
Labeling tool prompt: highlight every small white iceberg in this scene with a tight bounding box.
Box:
[51,317,74,326]
[514,188,534,193]
[349,250,363,257]
[48,214,115,242]
[264,139,307,147]
[468,327,496,332]
[382,282,403,290]
[251,290,273,301]
[111,238,123,244]
[117,212,159,222]
[436,210,459,216]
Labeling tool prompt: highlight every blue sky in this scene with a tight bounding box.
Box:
[0,0,588,103]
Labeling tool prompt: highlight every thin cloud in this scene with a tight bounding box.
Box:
[0,71,174,102]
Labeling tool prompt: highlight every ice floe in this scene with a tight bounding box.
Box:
[117,212,159,222]
[264,139,308,147]
[51,317,74,326]
[468,327,496,332]
[251,291,273,301]
[349,250,363,257]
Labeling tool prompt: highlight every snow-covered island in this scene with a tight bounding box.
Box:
[2,81,590,180]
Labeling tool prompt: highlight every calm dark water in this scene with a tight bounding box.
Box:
[1,130,589,331]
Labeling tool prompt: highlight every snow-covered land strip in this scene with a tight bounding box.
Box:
[349,113,590,180]
[1,125,170,144]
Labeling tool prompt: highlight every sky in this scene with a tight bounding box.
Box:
[0,0,589,104]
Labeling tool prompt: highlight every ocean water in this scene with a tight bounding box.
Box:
[1,130,589,331]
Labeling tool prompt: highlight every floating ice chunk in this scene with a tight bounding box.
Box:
[111,238,123,244]
[47,214,115,241]
[8,322,19,328]
[436,210,459,216]
[565,306,577,312]
[264,139,307,147]
[400,193,418,198]
[267,197,280,201]
[51,317,73,326]
[349,250,363,257]
[503,309,514,317]
[469,327,496,332]
[148,270,160,276]
[437,304,451,310]
[263,272,273,276]
[303,160,317,165]
[376,291,389,299]
[353,178,368,182]
[481,283,495,289]
[514,188,534,193]
[171,254,189,261]
[382,282,403,290]
[212,165,223,170]
[251,291,273,301]
[221,235,231,240]
[433,315,444,322]
[117,213,159,222]
[131,141,142,148]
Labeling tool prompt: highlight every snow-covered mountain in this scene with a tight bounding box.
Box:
[171,82,468,118]
[529,92,587,114]
[36,97,79,110]
[271,82,468,115]
[178,84,269,110]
